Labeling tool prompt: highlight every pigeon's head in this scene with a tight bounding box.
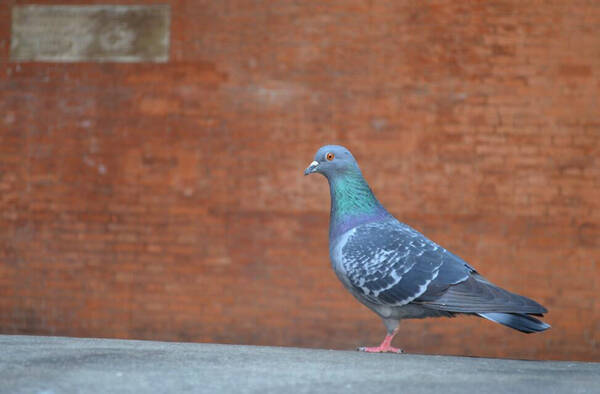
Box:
[304,145,360,179]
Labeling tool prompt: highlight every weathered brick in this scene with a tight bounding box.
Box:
[0,0,599,362]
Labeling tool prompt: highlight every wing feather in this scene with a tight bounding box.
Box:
[341,221,458,306]
[340,219,547,315]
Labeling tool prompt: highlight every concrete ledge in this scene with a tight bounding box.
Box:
[1,335,598,394]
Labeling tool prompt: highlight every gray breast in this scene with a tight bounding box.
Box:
[329,228,357,290]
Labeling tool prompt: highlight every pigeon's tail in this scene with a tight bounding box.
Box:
[477,312,550,334]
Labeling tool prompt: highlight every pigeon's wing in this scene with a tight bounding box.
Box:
[414,244,548,315]
[340,220,469,306]
[341,220,547,315]
[415,272,548,314]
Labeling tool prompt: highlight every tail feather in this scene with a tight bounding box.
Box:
[478,312,550,333]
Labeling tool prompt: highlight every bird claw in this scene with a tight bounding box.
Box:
[357,346,404,354]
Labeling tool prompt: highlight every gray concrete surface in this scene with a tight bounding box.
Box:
[0,335,598,394]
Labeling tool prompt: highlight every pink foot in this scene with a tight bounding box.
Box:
[357,330,404,353]
[357,345,404,354]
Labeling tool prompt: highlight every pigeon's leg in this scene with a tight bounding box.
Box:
[357,319,403,354]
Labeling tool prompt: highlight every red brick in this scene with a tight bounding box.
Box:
[0,0,599,362]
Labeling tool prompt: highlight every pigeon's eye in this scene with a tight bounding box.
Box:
[326,152,335,161]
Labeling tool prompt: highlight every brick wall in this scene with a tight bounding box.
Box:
[1,0,599,361]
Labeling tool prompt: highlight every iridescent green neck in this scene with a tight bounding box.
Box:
[328,170,386,238]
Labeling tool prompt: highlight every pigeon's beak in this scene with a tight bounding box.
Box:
[304,161,319,176]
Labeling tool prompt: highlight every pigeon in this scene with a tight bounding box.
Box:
[304,145,550,353]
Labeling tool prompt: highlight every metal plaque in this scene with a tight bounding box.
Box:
[10,5,170,62]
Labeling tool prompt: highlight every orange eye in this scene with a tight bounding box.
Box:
[326,152,335,161]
